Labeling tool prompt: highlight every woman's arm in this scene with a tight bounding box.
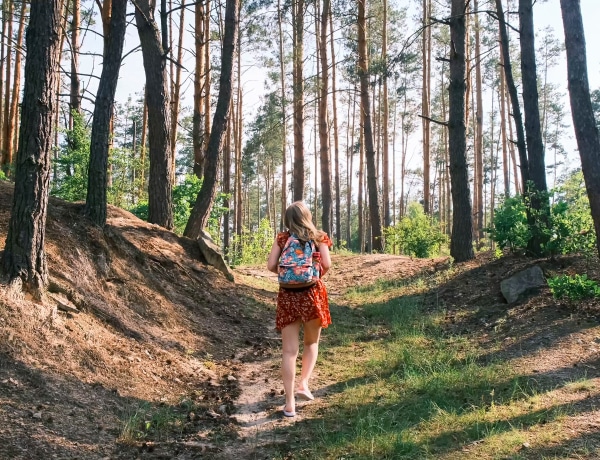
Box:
[267,238,282,274]
[318,242,332,276]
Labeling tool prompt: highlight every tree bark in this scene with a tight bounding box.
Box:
[7,0,26,166]
[2,0,62,296]
[70,0,82,127]
[292,0,305,201]
[84,0,127,227]
[560,0,600,257]
[1,0,13,170]
[519,0,549,256]
[318,0,332,236]
[170,0,186,183]
[448,0,474,262]
[184,0,238,238]
[421,0,431,215]
[382,0,390,227]
[278,0,287,229]
[496,0,528,191]
[474,0,484,241]
[357,0,383,252]
[329,5,341,246]
[134,0,174,229]
[193,0,207,178]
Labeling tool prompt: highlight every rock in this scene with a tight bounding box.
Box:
[32,412,42,419]
[500,266,546,304]
[197,230,235,282]
[48,293,80,314]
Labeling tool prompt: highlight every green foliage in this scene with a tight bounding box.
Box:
[487,196,530,251]
[172,175,203,235]
[488,176,596,256]
[547,274,600,300]
[52,112,90,201]
[230,218,273,266]
[129,174,230,239]
[384,202,446,258]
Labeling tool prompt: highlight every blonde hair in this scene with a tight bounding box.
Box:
[283,201,326,244]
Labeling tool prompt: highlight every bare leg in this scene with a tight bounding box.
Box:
[297,318,322,393]
[281,320,301,413]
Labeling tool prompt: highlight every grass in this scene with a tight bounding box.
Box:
[265,273,597,459]
[118,399,197,444]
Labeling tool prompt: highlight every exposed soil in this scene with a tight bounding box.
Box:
[0,180,598,459]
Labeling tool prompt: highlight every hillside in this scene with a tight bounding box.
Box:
[0,180,599,459]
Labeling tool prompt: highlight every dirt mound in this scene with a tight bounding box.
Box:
[0,181,274,459]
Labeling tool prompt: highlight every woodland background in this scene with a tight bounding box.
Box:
[0,0,600,293]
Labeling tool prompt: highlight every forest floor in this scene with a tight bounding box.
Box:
[0,180,598,459]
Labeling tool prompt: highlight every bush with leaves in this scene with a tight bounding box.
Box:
[384,202,446,258]
[230,218,274,266]
[130,174,229,239]
[548,274,600,300]
[488,175,596,256]
[52,112,90,201]
[486,196,530,252]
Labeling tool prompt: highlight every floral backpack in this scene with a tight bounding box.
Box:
[278,233,320,288]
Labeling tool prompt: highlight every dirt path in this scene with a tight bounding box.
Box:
[221,256,445,457]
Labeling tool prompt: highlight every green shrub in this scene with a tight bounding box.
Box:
[547,274,600,300]
[130,175,229,241]
[230,218,273,266]
[51,111,90,201]
[487,196,530,252]
[488,191,596,256]
[384,202,446,258]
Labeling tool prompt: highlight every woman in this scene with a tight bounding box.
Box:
[267,201,332,417]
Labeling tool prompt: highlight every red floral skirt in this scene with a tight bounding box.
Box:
[275,279,331,330]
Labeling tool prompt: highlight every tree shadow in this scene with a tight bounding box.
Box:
[0,351,235,459]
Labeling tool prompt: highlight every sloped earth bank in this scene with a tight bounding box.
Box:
[0,179,598,458]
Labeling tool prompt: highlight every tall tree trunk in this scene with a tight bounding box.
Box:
[140,88,148,192]
[382,0,390,227]
[0,3,7,160]
[235,41,243,239]
[2,0,62,296]
[358,108,364,252]
[170,0,186,183]
[203,0,211,153]
[519,0,549,256]
[448,0,474,262]
[70,0,82,127]
[1,0,13,170]
[496,0,528,191]
[223,119,231,255]
[357,0,382,251]
[134,0,174,229]
[329,7,341,246]
[318,0,332,236]
[292,0,305,201]
[347,87,356,248]
[84,0,127,227]
[278,0,287,228]
[474,0,484,241]
[560,0,600,257]
[499,42,510,198]
[8,0,26,167]
[184,0,238,238]
[421,0,431,215]
[193,0,207,178]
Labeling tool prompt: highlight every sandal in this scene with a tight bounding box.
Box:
[295,389,314,401]
[282,407,296,417]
